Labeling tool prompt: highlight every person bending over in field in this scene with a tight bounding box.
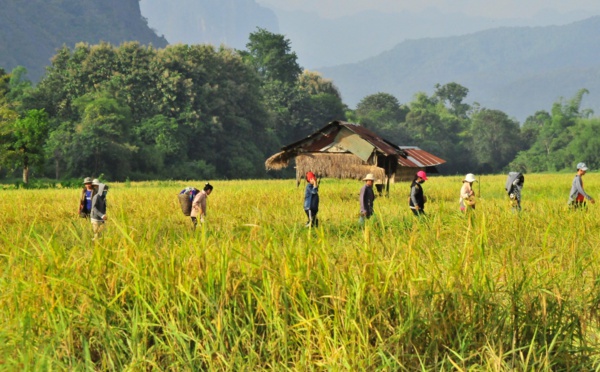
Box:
[191,183,213,228]
[359,173,376,225]
[506,172,524,212]
[568,162,595,209]
[90,179,108,240]
[459,173,477,212]
[409,170,428,217]
[303,172,319,227]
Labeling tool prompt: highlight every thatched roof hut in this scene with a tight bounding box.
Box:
[265,120,445,191]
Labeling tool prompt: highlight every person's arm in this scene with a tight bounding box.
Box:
[79,189,85,213]
[574,176,594,201]
[461,184,473,199]
[304,185,312,210]
[410,184,419,209]
[359,186,367,215]
[91,195,107,220]
[199,193,207,216]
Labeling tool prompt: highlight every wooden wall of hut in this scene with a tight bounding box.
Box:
[394,167,420,182]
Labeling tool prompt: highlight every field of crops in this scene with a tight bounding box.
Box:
[2,174,600,370]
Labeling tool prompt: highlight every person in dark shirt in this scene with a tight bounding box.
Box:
[303,172,319,227]
[359,173,376,224]
[409,170,428,217]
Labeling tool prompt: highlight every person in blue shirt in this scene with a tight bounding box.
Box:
[304,172,319,227]
[78,177,94,218]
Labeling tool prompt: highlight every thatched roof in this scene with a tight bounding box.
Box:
[265,151,296,171]
[295,153,385,181]
[265,120,404,172]
[265,120,446,182]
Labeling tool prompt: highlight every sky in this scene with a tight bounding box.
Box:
[256,0,600,19]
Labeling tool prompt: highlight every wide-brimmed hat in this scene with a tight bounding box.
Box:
[577,162,589,171]
[416,170,428,180]
[363,173,376,181]
[92,179,101,186]
[463,173,477,183]
[83,177,93,184]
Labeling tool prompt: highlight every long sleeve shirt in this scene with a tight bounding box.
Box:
[569,174,592,202]
[359,184,375,217]
[90,184,108,222]
[409,181,425,209]
[304,184,319,211]
[190,190,208,217]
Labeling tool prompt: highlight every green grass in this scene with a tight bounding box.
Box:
[1,174,600,370]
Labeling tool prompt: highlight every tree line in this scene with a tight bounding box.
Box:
[0,28,597,183]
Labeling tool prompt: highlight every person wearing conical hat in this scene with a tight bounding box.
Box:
[359,173,376,224]
[459,173,477,212]
[409,170,428,217]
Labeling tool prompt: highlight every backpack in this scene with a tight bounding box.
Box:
[505,172,524,196]
[178,187,199,216]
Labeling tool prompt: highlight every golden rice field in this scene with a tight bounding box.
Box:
[2,174,600,370]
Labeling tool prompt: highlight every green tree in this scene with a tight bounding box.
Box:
[242,28,302,84]
[298,71,346,133]
[434,82,470,118]
[520,110,551,150]
[0,109,49,183]
[71,91,135,180]
[355,92,408,128]
[390,89,473,173]
[567,118,600,170]
[470,108,521,173]
[513,89,590,172]
[6,66,33,107]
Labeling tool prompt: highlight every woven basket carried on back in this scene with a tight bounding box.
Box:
[178,189,198,216]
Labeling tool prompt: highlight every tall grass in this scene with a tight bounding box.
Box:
[1,174,600,370]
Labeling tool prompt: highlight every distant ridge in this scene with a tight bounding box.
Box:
[139,0,279,49]
[320,16,600,121]
[0,0,167,81]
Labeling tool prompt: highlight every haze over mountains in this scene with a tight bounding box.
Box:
[1,0,599,122]
[139,0,278,49]
[137,1,600,121]
[319,16,600,121]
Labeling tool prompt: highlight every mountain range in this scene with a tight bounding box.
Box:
[1,0,599,122]
[139,0,278,49]
[319,16,600,121]
[0,0,167,81]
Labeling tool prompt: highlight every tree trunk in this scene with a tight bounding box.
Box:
[55,159,60,180]
[23,166,29,184]
[23,155,30,184]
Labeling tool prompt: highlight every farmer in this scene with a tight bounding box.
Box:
[506,172,524,211]
[90,179,108,240]
[568,162,595,209]
[191,183,213,228]
[303,171,319,227]
[409,170,428,217]
[459,173,477,212]
[78,177,94,218]
[359,173,376,224]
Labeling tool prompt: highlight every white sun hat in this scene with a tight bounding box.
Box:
[463,173,477,183]
[363,173,376,181]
